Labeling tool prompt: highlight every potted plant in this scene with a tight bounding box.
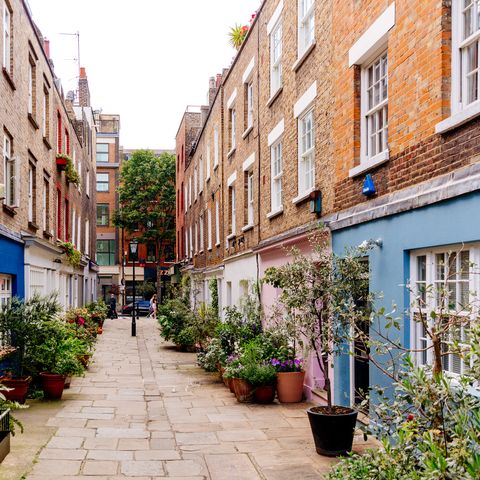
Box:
[271,358,305,403]
[55,153,70,170]
[223,355,247,398]
[264,229,367,456]
[0,296,60,403]
[241,362,277,404]
[65,158,80,187]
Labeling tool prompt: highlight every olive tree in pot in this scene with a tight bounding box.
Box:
[264,230,368,456]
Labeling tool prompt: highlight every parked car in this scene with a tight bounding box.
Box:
[121,300,150,316]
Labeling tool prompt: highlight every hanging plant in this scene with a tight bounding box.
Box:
[57,241,82,268]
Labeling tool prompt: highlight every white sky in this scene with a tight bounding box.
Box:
[27,0,260,150]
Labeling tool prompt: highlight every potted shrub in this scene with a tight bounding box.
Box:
[0,295,61,403]
[223,355,247,398]
[242,362,277,404]
[264,229,368,456]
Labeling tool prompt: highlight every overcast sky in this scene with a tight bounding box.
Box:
[27,0,260,150]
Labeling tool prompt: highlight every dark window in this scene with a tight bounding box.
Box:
[96,240,115,266]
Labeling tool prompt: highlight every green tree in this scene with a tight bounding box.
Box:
[113,150,176,303]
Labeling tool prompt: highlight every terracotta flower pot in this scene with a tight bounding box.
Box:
[40,372,66,400]
[232,378,253,403]
[254,385,276,404]
[277,371,305,403]
[0,376,32,404]
[228,377,235,393]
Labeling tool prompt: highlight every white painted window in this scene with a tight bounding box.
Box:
[42,90,48,137]
[214,126,219,168]
[199,156,204,193]
[85,219,89,256]
[270,20,283,94]
[298,0,315,55]
[189,176,192,206]
[0,275,12,309]
[362,51,388,162]
[28,164,34,223]
[207,208,212,250]
[194,221,198,253]
[28,63,33,115]
[298,110,315,194]
[411,245,479,376]
[247,82,254,129]
[185,230,188,259]
[4,134,18,208]
[206,143,211,180]
[271,141,283,211]
[2,4,11,72]
[189,225,193,258]
[247,171,254,226]
[230,187,236,235]
[230,108,236,151]
[42,178,49,232]
[199,214,204,252]
[194,165,198,199]
[215,199,220,245]
[86,169,90,197]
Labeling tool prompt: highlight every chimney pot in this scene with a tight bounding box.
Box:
[43,38,50,58]
[80,67,87,79]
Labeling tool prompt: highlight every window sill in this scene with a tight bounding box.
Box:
[43,230,53,240]
[242,126,253,139]
[267,206,284,219]
[206,175,210,183]
[28,114,39,130]
[28,221,39,232]
[292,41,316,72]
[292,187,315,205]
[43,137,52,150]
[349,150,389,178]
[214,163,219,171]
[227,147,236,159]
[241,224,254,232]
[435,102,480,134]
[2,68,16,91]
[267,87,283,108]
[215,242,221,248]
[207,247,212,252]
[2,204,17,216]
[226,233,236,241]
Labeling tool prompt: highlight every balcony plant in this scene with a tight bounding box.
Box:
[65,158,80,187]
[264,228,369,456]
[57,240,81,268]
[55,153,70,170]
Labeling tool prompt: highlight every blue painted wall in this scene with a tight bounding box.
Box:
[0,235,25,298]
[332,191,480,407]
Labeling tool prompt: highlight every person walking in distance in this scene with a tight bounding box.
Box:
[148,294,157,319]
[109,293,117,319]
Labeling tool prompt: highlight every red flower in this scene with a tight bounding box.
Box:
[242,25,249,33]
[407,414,414,421]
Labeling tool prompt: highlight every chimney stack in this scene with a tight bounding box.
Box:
[78,67,91,107]
[43,38,50,58]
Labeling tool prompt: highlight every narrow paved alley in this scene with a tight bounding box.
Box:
[14,316,372,479]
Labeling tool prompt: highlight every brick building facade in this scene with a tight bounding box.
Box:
[0,0,98,308]
[175,0,480,408]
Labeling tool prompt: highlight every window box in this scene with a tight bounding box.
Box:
[55,154,70,171]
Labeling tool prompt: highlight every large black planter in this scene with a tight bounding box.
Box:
[307,406,358,457]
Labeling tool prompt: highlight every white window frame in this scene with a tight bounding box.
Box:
[247,171,254,227]
[199,214,204,252]
[194,165,198,199]
[199,156,204,194]
[410,244,480,377]
[298,0,315,56]
[215,199,220,246]
[194,221,198,254]
[229,108,236,151]
[28,164,34,222]
[271,140,283,213]
[270,19,283,95]
[86,169,90,197]
[207,208,212,250]
[230,187,236,236]
[3,4,11,72]
[206,143,211,180]
[4,134,18,208]
[189,225,193,258]
[214,126,219,168]
[247,82,254,130]
[28,63,33,115]
[361,51,389,164]
[189,176,192,206]
[96,172,109,192]
[0,274,12,309]
[298,109,315,196]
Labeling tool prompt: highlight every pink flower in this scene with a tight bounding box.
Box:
[77,317,85,326]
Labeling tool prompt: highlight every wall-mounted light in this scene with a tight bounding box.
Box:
[358,238,383,252]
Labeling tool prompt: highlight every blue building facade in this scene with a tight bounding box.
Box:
[0,230,25,299]
[331,187,480,409]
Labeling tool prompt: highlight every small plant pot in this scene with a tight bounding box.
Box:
[277,371,305,403]
[232,378,253,403]
[307,406,358,457]
[253,385,276,404]
[64,375,72,389]
[228,377,235,393]
[0,376,31,404]
[40,372,66,400]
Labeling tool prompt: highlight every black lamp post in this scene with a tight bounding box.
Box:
[129,239,138,337]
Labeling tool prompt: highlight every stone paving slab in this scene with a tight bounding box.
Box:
[9,316,379,479]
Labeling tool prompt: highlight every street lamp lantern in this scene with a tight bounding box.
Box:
[128,239,138,337]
